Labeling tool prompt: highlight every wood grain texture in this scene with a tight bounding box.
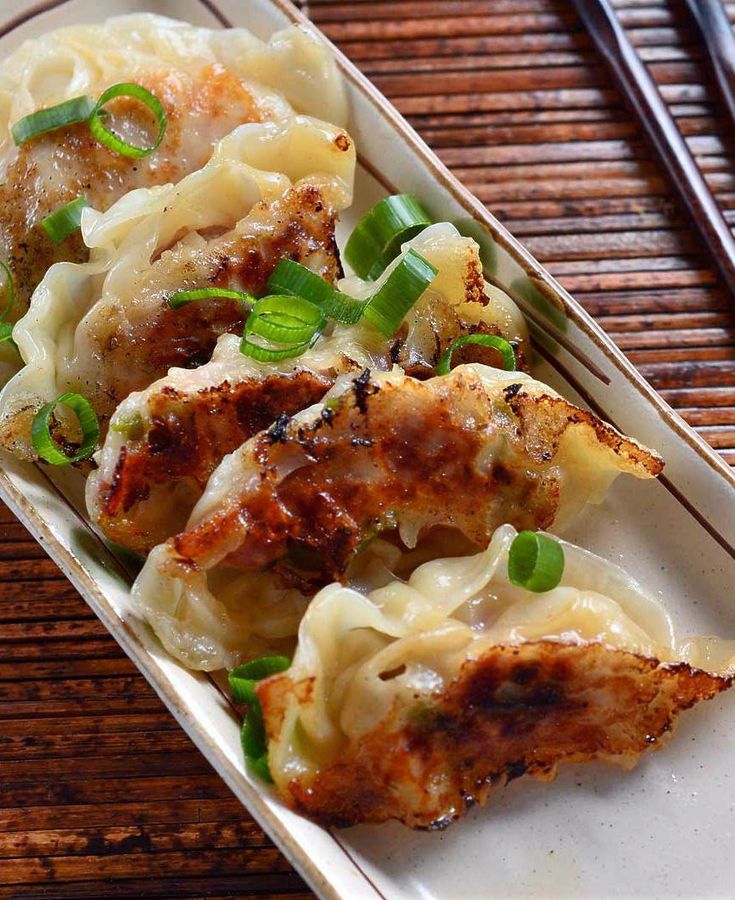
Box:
[2,0,735,895]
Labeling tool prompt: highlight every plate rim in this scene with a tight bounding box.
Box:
[0,1,733,898]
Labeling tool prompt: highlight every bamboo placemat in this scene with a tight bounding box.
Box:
[2,0,734,895]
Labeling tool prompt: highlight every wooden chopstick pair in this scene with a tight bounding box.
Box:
[570,0,735,306]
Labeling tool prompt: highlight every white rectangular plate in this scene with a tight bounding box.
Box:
[1,1,734,897]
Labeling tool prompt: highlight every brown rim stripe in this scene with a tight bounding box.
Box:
[0,0,71,39]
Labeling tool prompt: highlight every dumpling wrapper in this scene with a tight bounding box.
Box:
[156,363,662,582]
[0,114,355,460]
[131,363,662,670]
[0,13,347,381]
[87,222,529,554]
[258,524,735,828]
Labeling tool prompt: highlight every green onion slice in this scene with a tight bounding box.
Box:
[0,261,14,323]
[89,82,166,159]
[168,288,254,310]
[0,322,17,352]
[31,392,100,465]
[363,249,437,338]
[267,259,366,325]
[241,704,267,759]
[345,194,432,280]
[240,336,317,362]
[436,333,517,376]
[40,196,88,244]
[247,295,324,344]
[233,656,290,783]
[248,753,273,783]
[241,295,324,362]
[11,95,96,146]
[507,531,565,593]
[229,655,290,705]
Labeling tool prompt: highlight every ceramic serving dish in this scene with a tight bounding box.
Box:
[1,1,734,897]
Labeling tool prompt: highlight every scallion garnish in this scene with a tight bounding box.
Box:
[31,392,100,465]
[89,82,167,159]
[230,655,290,783]
[11,95,96,146]
[267,259,366,325]
[508,531,565,593]
[167,288,254,310]
[345,194,432,280]
[240,295,325,362]
[436,333,517,375]
[362,248,437,337]
[246,295,325,344]
[0,261,14,322]
[0,263,17,353]
[229,655,290,704]
[40,196,88,244]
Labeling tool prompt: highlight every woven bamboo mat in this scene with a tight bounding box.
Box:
[2,0,734,896]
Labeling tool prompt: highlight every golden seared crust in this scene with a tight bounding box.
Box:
[509,392,665,477]
[95,370,334,552]
[164,369,659,587]
[0,65,263,318]
[259,641,730,829]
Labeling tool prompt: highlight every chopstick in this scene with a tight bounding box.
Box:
[683,0,735,129]
[569,0,735,307]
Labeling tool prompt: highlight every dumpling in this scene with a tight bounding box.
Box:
[87,332,375,553]
[0,14,346,325]
[129,363,663,671]
[147,363,661,591]
[87,223,529,553]
[338,222,530,376]
[0,114,355,460]
[257,524,735,828]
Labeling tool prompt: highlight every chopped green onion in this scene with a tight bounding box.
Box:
[267,259,333,304]
[31,392,100,465]
[233,655,290,784]
[89,82,166,159]
[363,249,437,338]
[168,288,254,310]
[40,196,88,244]
[248,753,273,783]
[241,703,267,759]
[267,259,366,325]
[0,322,16,352]
[508,531,565,593]
[228,655,290,705]
[247,295,324,344]
[240,336,317,362]
[0,261,14,323]
[11,95,96,146]
[322,291,368,325]
[345,194,432,280]
[241,295,324,362]
[436,333,517,376]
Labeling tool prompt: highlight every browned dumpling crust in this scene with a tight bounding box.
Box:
[161,366,662,589]
[259,641,729,829]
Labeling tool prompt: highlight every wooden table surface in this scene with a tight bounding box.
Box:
[3,0,735,896]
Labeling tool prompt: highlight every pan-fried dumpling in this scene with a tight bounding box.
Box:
[0,14,346,327]
[87,223,530,553]
[148,364,661,592]
[87,332,375,553]
[130,364,663,671]
[257,524,735,828]
[0,115,355,460]
[339,222,530,375]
